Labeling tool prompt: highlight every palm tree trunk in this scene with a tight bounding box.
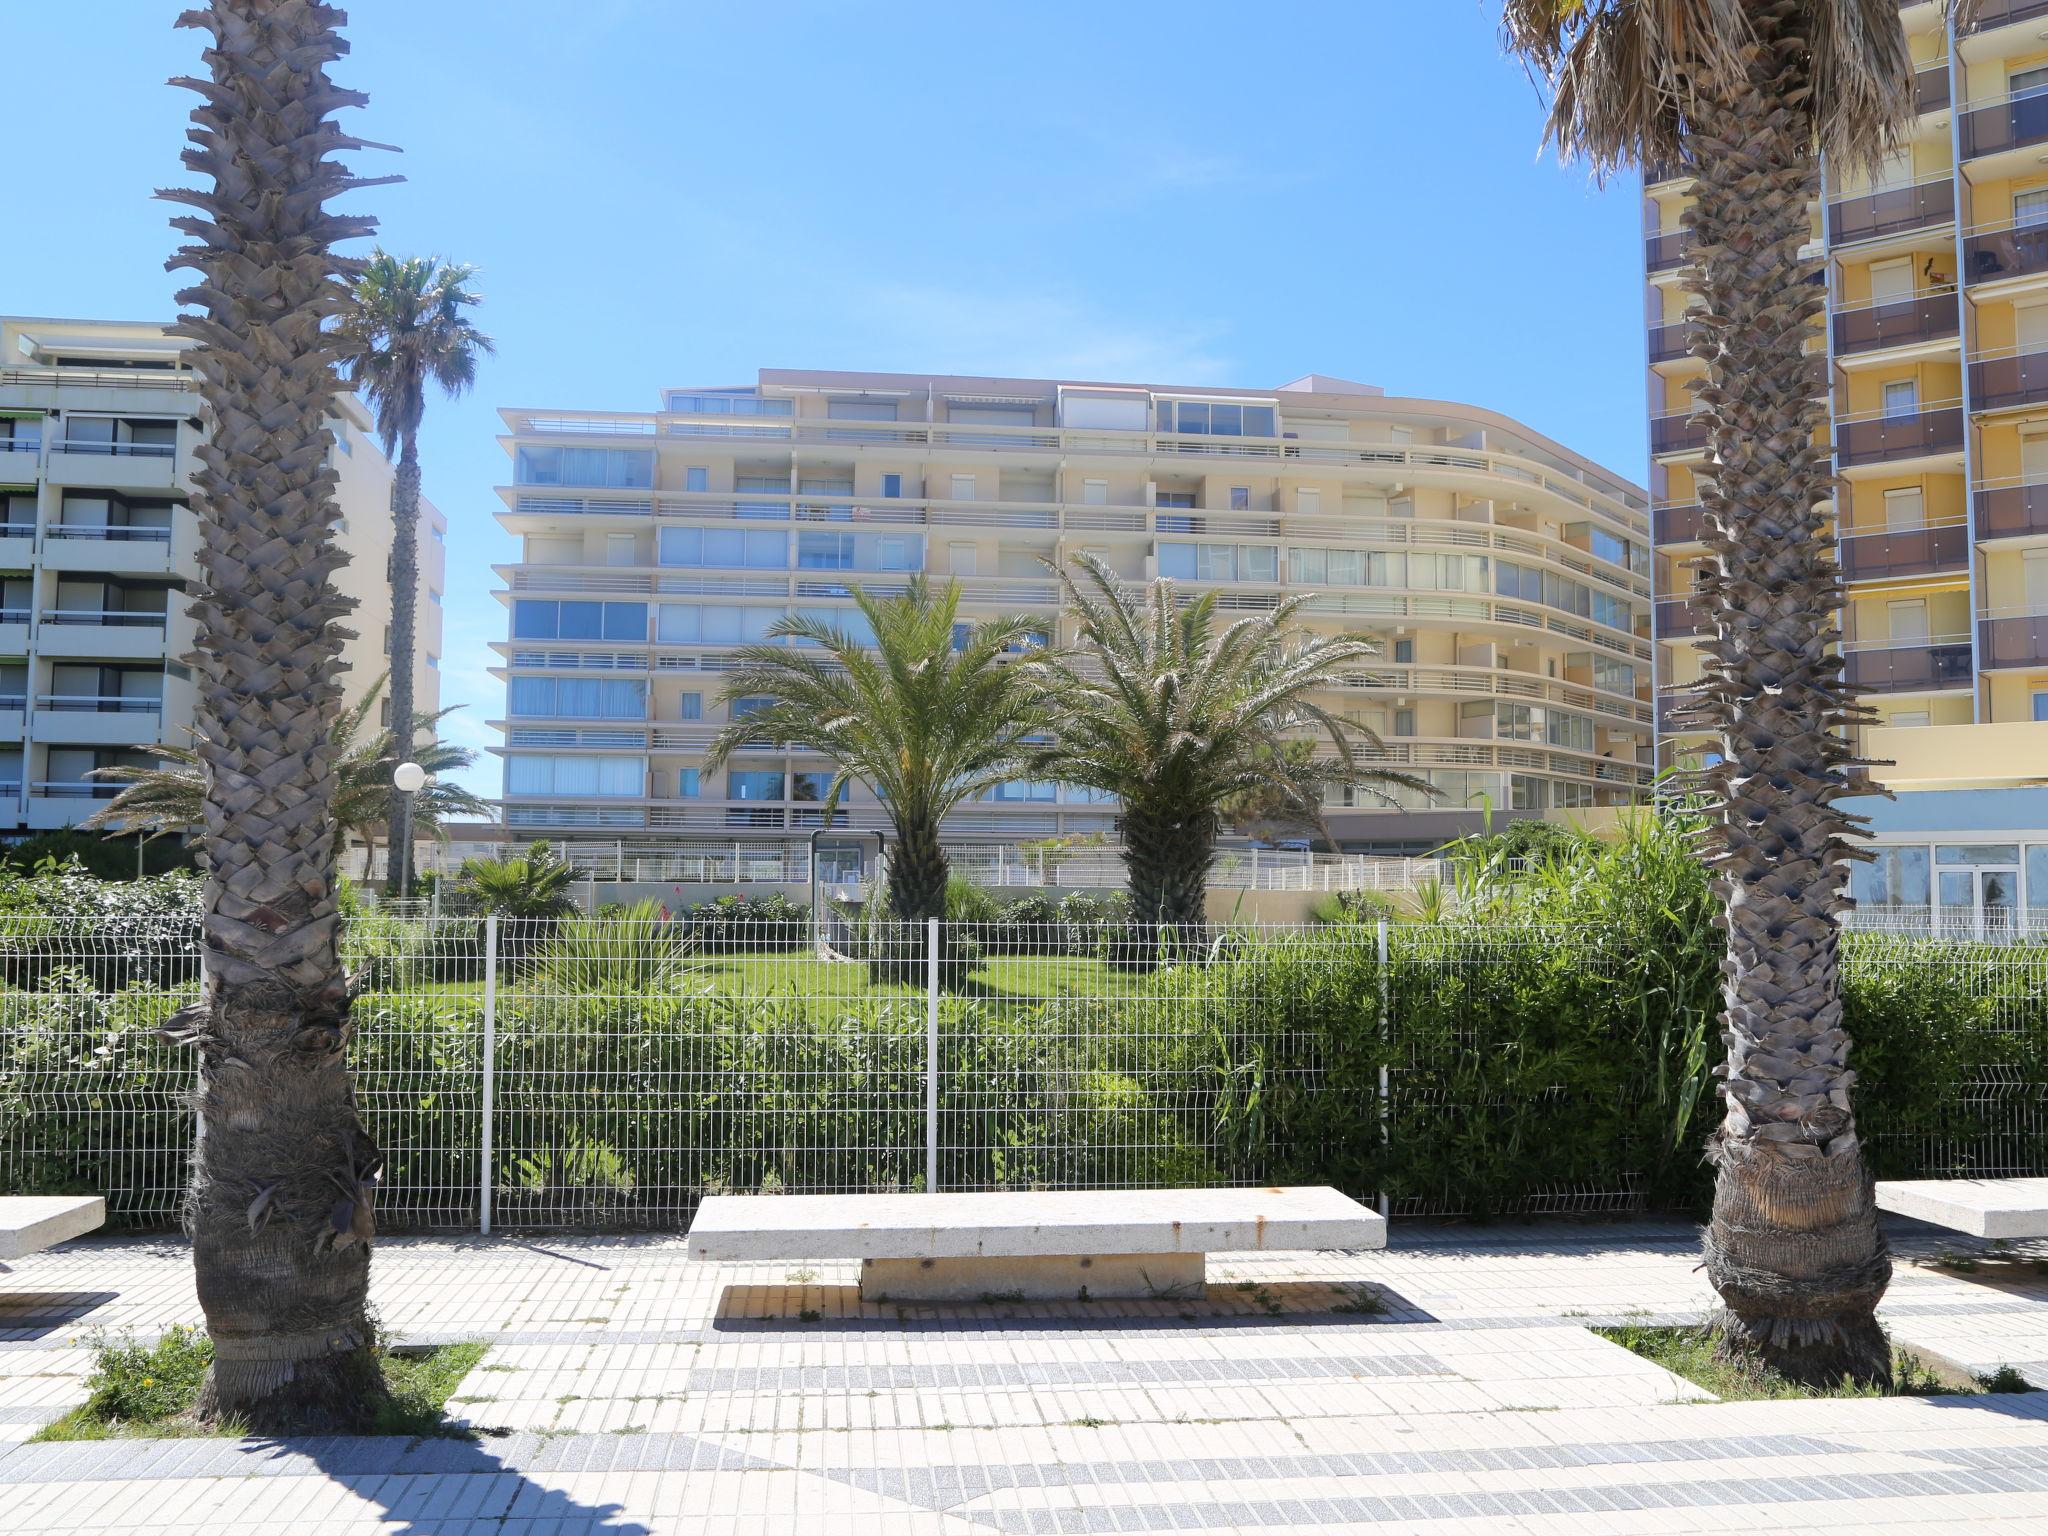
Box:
[1122,806,1214,964]
[162,0,394,1432]
[1682,1,1891,1388]
[880,816,949,982]
[382,432,421,896]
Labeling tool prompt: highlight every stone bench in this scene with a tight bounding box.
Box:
[684,1185,1385,1301]
[0,1197,105,1271]
[1875,1179,2048,1241]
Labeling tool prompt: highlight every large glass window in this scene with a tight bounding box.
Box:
[513,445,653,488]
[1154,399,1277,438]
[507,677,647,719]
[512,600,647,641]
[988,780,1058,802]
[658,527,786,568]
[665,391,791,415]
[504,754,645,797]
[1850,845,1932,907]
[728,769,785,800]
[656,604,783,644]
[791,771,833,801]
[796,531,923,571]
[1158,542,1276,581]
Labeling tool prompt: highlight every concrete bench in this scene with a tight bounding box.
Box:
[1875,1179,2048,1242]
[0,1196,105,1270]
[685,1185,1385,1301]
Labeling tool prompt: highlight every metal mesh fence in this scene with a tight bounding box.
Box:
[2,912,2045,1231]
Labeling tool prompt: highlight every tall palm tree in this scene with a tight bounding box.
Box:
[83,682,489,871]
[1501,0,1931,1386]
[1028,555,1426,942]
[336,251,492,896]
[705,578,1044,943]
[158,0,398,1429]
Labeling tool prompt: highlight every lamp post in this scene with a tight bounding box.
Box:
[393,760,426,904]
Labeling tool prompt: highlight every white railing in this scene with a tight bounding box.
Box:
[38,608,167,627]
[34,693,162,713]
[0,365,193,392]
[52,438,177,458]
[46,522,173,542]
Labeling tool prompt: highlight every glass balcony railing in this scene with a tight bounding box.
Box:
[1979,609,2048,667]
[35,694,164,714]
[1653,502,1704,546]
[39,609,169,627]
[53,438,177,459]
[1650,411,1708,456]
[1965,0,2048,30]
[1645,229,1691,274]
[1834,402,1963,466]
[1971,347,2048,411]
[1842,639,1973,692]
[1961,87,2048,159]
[1838,520,1968,581]
[1915,64,1950,116]
[1654,597,1706,636]
[1963,220,2048,285]
[1974,479,2048,539]
[1831,290,1958,355]
[1825,174,1954,245]
[1647,322,1692,364]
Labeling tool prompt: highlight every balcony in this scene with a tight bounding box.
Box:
[1647,322,1693,364]
[1963,221,2048,287]
[0,436,40,475]
[1961,87,2048,160]
[45,438,178,493]
[1915,64,1950,116]
[1842,639,1973,692]
[34,695,165,746]
[0,520,31,567]
[1654,596,1707,637]
[1825,174,1954,246]
[1970,346,2048,412]
[1975,478,2048,539]
[1650,410,1708,457]
[1979,608,2048,668]
[41,521,177,575]
[1964,0,2048,30]
[1838,519,1968,581]
[1834,402,1963,466]
[1831,291,1958,356]
[34,609,171,661]
[1645,229,1691,275]
[1653,501,1705,546]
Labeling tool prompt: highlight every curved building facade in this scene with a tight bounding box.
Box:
[492,369,1653,862]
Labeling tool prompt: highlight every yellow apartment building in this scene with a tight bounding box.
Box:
[492,368,1654,873]
[0,315,444,836]
[1645,1,2048,934]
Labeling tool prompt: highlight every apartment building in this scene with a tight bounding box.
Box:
[1644,1,2048,934]
[492,368,1654,871]
[0,315,444,834]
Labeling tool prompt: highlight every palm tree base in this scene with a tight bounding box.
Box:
[1706,1308,1892,1392]
[190,1343,389,1434]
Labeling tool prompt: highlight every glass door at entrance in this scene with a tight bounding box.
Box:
[1936,845,2022,939]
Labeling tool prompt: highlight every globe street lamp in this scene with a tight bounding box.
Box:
[392,760,427,903]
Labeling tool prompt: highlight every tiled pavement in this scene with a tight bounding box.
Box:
[2,1219,2047,1531]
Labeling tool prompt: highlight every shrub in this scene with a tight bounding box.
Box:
[678,891,810,951]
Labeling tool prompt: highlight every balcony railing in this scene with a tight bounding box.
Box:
[1644,229,1692,274]
[52,439,177,459]
[0,365,192,393]
[1825,174,1954,245]
[1646,321,1694,364]
[1653,501,1705,546]
[0,522,33,539]
[1654,597,1707,636]
[31,781,120,801]
[1834,402,1963,466]
[1963,220,2048,286]
[46,522,173,542]
[34,694,164,713]
[1831,290,1958,355]
[1970,346,2048,411]
[1979,608,2048,667]
[1650,411,1708,457]
[1974,478,2048,539]
[0,608,27,625]
[40,609,169,627]
[1961,86,2048,159]
[1915,63,1950,116]
[1838,519,1968,580]
[1965,0,2048,31]
[1841,638,1973,691]
[0,694,23,711]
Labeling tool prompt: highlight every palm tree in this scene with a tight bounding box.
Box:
[82,682,488,875]
[336,250,492,897]
[1028,555,1426,944]
[453,839,578,921]
[1501,0,1930,1387]
[704,578,1044,952]
[158,0,398,1430]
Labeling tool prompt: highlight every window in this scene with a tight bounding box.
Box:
[950,473,977,502]
[504,754,645,797]
[990,780,1058,802]
[1083,478,1109,505]
[685,466,709,493]
[1154,399,1278,437]
[1887,598,1930,643]
[796,531,921,571]
[675,768,701,798]
[1890,710,1932,728]
[513,445,654,488]
[659,527,785,568]
[1229,486,1250,510]
[1882,487,1925,531]
[1881,379,1919,418]
[827,399,899,421]
[508,677,648,720]
[428,589,442,607]
[791,771,833,802]
[1158,542,1276,581]
[881,473,902,498]
[606,533,637,567]
[678,692,702,720]
[2034,690,2048,722]
[1297,488,1322,516]
[511,600,647,641]
[1393,708,1416,736]
[1393,639,1415,664]
[665,391,791,415]
[2013,64,2048,98]
[728,769,785,800]
[425,654,439,671]
[656,604,783,644]
[2017,188,2048,229]
[1589,529,1630,568]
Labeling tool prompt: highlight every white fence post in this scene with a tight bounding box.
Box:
[926,916,940,1193]
[1376,916,1391,1222]
[481,914,499,1236]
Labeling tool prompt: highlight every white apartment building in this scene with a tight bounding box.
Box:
[0,315,444,834]
[491,369,1653,871]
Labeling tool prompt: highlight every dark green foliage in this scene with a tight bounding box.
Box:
[677,892,811,950]
[0,832,196,881]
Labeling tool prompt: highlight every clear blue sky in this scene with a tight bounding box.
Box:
[0,1,1648,797]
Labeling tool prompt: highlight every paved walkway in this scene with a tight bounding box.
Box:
[3,1219,2047,1532]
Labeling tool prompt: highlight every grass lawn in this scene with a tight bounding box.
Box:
[33,1328,488,1441]
[1596,1323,2031,1401]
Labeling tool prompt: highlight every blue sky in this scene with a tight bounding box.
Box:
[0,1,1648,797]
